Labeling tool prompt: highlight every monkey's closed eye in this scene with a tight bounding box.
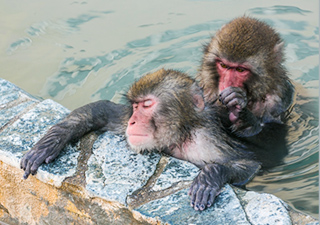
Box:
[143,99,153,108]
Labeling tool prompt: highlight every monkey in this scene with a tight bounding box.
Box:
[196,16,294,167]
[21,69,262,211]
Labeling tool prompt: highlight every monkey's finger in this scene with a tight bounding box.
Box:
[23,160,33,179]
[23,170,31,179]
[189,183,198,208]
[199,187,212,211]
[207,189,216,208]
[45,155,55,164]
[219,93,240,106]
[30,158,44,175]
[20,158,25,170]
[188,184,194,196]
[219,87,246,103]
[194,186,205,211]
[222,91,245,101]
[20,154,28,170]
[227,98,246,109]
[222,93,247,108]
[45,151,60,164]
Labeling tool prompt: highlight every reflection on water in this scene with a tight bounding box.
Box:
[44,49,132,100]
[2,1,319,218]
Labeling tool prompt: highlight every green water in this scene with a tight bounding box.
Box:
[1,0,318,218]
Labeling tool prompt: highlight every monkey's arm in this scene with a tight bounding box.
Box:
[20,100,128,179]
[219,86,294,137]
[188,159,261,211]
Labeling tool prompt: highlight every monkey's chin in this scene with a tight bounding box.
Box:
[126,135,155,154]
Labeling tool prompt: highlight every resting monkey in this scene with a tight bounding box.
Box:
[21,69,261,211]
[21,17,294,211]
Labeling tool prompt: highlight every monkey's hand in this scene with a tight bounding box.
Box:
[20,126,69,179]
[188,164,228,211]
[219,87,247,123]
[219,87,263,137]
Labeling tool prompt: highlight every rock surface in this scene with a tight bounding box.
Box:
[0,78,318,225]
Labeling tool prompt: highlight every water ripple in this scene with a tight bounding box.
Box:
[43,49,132,100]
[6,37,32,54]
[248,5,312,15]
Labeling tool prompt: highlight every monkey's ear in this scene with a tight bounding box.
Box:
[191,83,205,111]
[274,42,285,63]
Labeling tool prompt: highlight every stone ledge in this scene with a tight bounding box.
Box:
[0,78,318,225]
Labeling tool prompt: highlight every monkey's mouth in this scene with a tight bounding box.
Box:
[128,134,148,137]
[127,134,150,146]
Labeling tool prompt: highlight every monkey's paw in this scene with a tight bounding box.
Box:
[219,87,247,123]
[188,164,226,211]
[20,133,64,179]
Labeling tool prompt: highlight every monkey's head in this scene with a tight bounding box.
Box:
[125,69,205,153]
[199,16,288,103]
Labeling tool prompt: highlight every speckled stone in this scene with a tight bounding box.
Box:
[243,191,291,225]
[153,157,199,191]
[0,78,38,104]
[86,131,161,205]
[0,79,38,127]
[0,100,36,127]
[136,184,250,225]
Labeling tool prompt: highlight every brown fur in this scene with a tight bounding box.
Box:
[127,69,205,148]
[197,16,292,105]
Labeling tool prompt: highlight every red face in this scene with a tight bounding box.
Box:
[126,96,158,152]
[216,58,251,92]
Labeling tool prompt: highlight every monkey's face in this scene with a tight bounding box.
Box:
[126,69,205,154]
[125,95,159,153]
[215,58,251,92]
[198,16,285,103]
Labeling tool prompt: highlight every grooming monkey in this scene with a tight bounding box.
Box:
[195,16,294,169]
[21,16,294,211]
[198,16,294,139]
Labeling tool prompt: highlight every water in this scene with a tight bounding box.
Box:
[1,0,318,218]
